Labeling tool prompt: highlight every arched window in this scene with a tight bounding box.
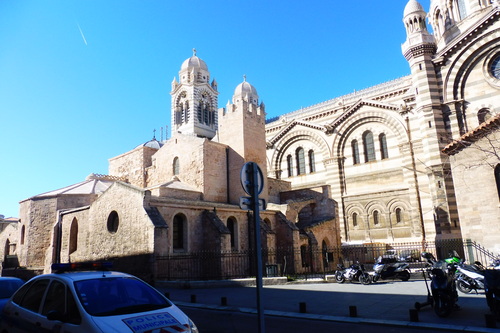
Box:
[20,225,25,245]
[173,157,180,175]
[287,155,293,177]
[379,133,388,159]
[395,208,402,224]
[362,131,376,162]
[300,245,309,267]
[173,214,186,250]
[107,211,119,234]
[227,217,237,249]
[4,239,10,256]
[69,218,78,254]
[308,150,315,173]
[352,140,360,165]
[495,165,500,201]
[352,212,358,227]
[373,210,379,225]
[296,147,306,175]
[478,109,491,124]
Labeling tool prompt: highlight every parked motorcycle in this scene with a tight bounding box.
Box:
[335,261,371,285]
[455,261,485,294]
[420,251,460,317]
[484,269,500,321]
[371,255,411,282]
[489,258,500,270]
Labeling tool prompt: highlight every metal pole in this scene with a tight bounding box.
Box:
[251,162,265,333]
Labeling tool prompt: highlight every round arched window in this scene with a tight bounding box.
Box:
[107,211,119,233]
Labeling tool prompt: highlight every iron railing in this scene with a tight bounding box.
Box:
[154,239,498,281]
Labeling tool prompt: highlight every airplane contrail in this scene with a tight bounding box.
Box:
[77,22,88,46]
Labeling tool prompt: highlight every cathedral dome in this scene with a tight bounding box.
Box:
[403,0,425,17]
[136,137,163,149]
[181,49,208,72]
[233,76,259,104]
[234,81,258,97]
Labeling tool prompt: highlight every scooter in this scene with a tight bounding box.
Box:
[484,269,500,321]
[371,256,411,282]
[418,252,460,317]
[455,261,485,294]
[335,261,371,285]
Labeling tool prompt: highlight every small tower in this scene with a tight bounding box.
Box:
[171,49,219,139]
[218,76,268,204]
[402,0,459,240]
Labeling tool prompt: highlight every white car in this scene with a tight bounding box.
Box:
[0,263,198,333]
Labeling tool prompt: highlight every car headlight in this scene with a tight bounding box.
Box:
[188,318,199,333]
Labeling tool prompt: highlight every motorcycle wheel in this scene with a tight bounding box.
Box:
[335,271,345,283]
[372,274,380,283]
[457,280,472,294]
[359,273,371,285]
[433,292,453,317]
[399,270,411,281]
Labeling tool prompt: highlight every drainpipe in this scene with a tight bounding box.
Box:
[54,211,63,265]
[405,117,426,245]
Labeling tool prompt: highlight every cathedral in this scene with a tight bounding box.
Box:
[2,52,339,279]
[265,0,500,253]
[1,0,500,279]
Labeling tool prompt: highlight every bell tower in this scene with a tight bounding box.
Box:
[218,76,268,204]
[171,49,219,139]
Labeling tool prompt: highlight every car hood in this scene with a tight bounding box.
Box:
[90,305,192,333]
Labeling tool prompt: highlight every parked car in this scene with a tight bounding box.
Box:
[0,263,198,332]
[399,249,421,262]
[0,277,24,315]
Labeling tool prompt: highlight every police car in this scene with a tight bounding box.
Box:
[0,263,198,333]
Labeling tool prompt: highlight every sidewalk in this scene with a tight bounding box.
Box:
[159,277,498,332]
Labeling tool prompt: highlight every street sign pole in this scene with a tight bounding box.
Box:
[250,162,265,333]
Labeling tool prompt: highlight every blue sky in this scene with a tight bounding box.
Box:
[0,0,430,218]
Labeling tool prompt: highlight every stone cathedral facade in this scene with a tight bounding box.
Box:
[265,0,500,253]
[2,51,340,279]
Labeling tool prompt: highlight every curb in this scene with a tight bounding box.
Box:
[174,301,498,333]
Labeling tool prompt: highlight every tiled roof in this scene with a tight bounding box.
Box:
[442,113,500,156]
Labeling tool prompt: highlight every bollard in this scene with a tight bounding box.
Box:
[485,314,497,328]
[190,294,197,303]
[221,297,227,306]
[349,305,357,317]
[299,302,307,313]
[409,309,419,322]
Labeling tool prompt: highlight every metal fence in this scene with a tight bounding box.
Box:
[154,239,499,281]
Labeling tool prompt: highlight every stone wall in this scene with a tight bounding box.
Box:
[449,131,500,254]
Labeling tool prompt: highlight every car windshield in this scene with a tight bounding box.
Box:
[0,279,24,299]
[74,277,171,316]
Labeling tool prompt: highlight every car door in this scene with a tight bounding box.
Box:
[39,279,84,333]
[6,278,51,332]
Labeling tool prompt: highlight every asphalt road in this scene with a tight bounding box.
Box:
[181,307,440,333]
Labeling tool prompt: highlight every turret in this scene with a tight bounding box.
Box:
[170,49,219,139]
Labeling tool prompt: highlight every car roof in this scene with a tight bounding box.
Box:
[31,271,134,283]
[0,277,24,281]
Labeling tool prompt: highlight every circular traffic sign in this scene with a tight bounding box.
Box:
[240,162,264,196]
